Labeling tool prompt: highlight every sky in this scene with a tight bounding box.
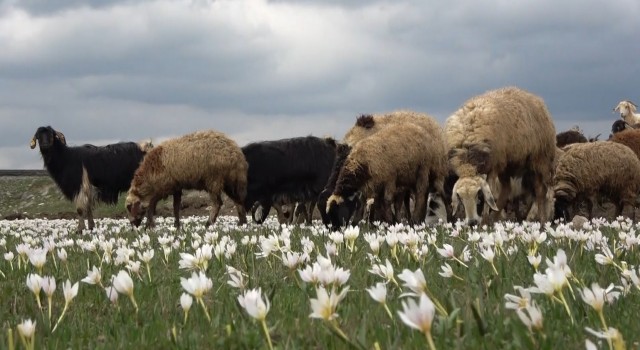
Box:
[1,0,639,169]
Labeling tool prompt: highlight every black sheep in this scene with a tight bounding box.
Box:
[30,126,149,231]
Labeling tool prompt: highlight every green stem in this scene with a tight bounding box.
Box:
[146,263,152,282]
[426,331,437,350]
[47,296,52,327]
[197,297,211,322]
[128,294,139,314]
[383,303,394,321]
[598,310,608,331]
[260,319,274,350]
[7,328,14,350]
[52,303,69,333]
[558,291,573,324]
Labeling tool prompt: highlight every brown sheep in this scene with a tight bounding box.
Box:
[326,122,447,224]
[125,130,248,229]
[554,141,640,220]
[445,86,556,225]
[610,128,640,160]
[337,110,449,223]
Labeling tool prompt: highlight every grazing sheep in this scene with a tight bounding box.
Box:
[610,128,640,159]
[125,130,248,229]
[554,141,640,220]
[445,86,556,226]
[323,110,448,229]
[242,136,337,224]
[326,121,447,224]
[614,100,640,125]
[30,126,149,232]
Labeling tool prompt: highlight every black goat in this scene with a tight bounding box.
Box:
[30,126,149,231]
[242,136,337,224]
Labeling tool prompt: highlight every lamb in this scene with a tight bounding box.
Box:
[326,120,448,224]
[614,100,640,125]
[30,126,149,232]
[554,141,640,220]
[125,130,248,229]
[445,86,556,226]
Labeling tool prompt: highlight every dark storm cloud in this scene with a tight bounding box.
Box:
[1,0,639,168]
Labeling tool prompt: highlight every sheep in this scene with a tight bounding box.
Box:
[242,136,337,224]
[610,128,640,159]
[125,130,248,229]
[445,86,556,226]
[322,110,448,228]
[30,126,149,232]
[610,119,640,136]
[556,127,588,148]
[614,100,640,125]
[554,141,640,220]
[326,120,448,225]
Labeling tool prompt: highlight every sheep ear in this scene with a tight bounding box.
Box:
[55,131,66,145]
[481,181,498,211]
[30,135,37,149]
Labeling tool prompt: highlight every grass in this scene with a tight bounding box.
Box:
[1,216,640,349]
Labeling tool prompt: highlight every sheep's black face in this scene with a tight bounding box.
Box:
[553,196,571,222]
[32,127,55,150]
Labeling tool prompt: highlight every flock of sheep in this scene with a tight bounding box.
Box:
[29,87,640,232]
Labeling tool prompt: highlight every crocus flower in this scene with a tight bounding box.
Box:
[398,293,437,350]
[81,266,103,288]
[112,270,138,313]
[52,280,79,333]
[180,293,193,324]
[366,282,393,320]
[17,319,36,350]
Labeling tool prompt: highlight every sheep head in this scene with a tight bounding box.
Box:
[451,175,498,226]
[614,100,637,122]
[125,192,147,227]
[30,126,66,150]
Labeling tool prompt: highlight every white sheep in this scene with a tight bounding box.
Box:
[614,100,640,125]
[445,87,556,226]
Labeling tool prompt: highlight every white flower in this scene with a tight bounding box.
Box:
[504,286,531,310]
[62,280,79,304]
[438,263,454,278]
[140,249,154,263]
[180,271,213,299]
[28,248,47,270]
[309,286,349,321]
[398,293,436,335]
[26,273,43,295]
[237,288,271,321]
[226,265,246,290]
[105,286,119,304]
[56,248,67,262]
[480,247,495,262]
[112,270,134,297]
[17,319,36,338]
[81,266,102,285]
[366,282,387,304]
[397,268,427,295]
[436,244,455,259]
[4,251,14,261]
[180,293,193,312]
[369,259,395,283]
[594,247,614,266]
[527,254,541,269]
[282,251,303,270]
[41,276,57,297]
[516,302,543,332]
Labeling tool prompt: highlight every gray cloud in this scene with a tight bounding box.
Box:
[1,0,639,168]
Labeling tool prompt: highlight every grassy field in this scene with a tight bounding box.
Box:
[1,176,639,349]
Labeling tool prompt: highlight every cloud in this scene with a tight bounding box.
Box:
[1,0,639,168]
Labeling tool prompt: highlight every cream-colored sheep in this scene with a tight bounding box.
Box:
[445,86,556,225]
[614,100,640,125]
[125,130,248,228]
[554,141,640,220]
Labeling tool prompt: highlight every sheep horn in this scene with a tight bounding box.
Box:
[29,135,37,149]
[55,131,66,145]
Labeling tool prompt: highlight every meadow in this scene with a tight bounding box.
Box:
[0,213,639,350]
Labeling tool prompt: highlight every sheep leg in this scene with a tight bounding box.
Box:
[382,186,396,224]
[491,176,512,223]
[532,176,549,223]
[76,211,86,233]
[173,190,182,229]
[86,204,95,230]
[144,196,159,229]
[207,193,223,227]
[412,174,430,224]
[305,200,316,224]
